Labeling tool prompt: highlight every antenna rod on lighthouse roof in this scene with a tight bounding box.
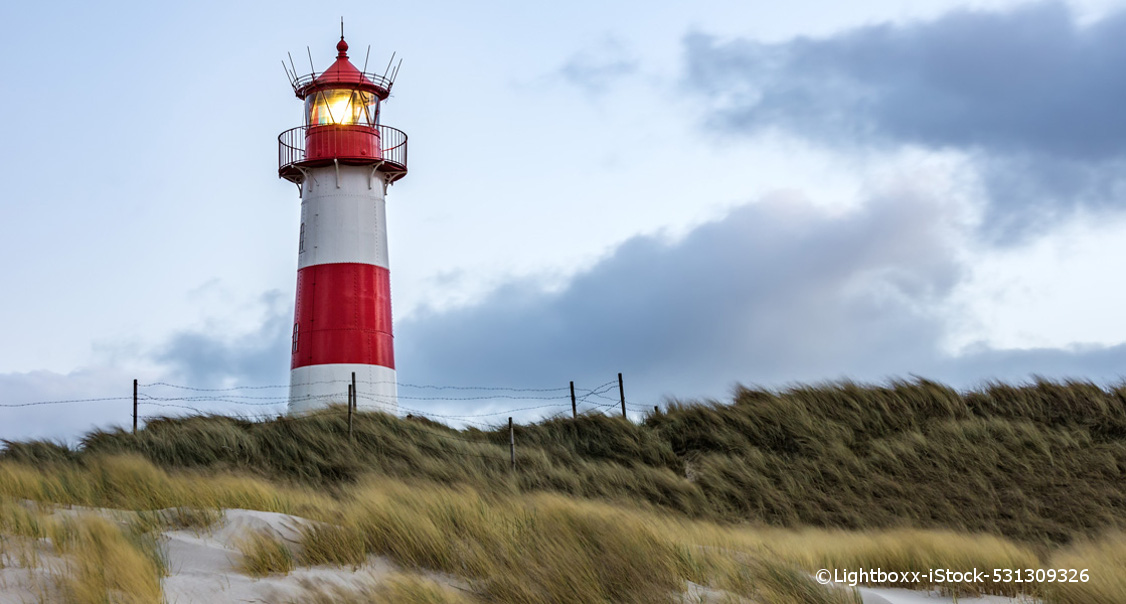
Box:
[288,52,298,80]
[307,46,315,73]
[382,52,396,81]
[341,17,344,39]
[362,45,371,74]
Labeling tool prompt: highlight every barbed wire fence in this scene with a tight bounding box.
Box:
[0,373,662,469]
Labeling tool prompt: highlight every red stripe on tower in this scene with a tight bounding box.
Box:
[291,263,394,369]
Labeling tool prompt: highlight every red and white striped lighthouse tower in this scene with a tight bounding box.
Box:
[278,34,407,414]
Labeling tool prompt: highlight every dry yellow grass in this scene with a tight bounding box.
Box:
[1043,532,1126,604]
[133,506,224,533]
[730,527,1039,597]
[0,498,53,577]
[297,480,690,603]
[0,454,334,518]
[235,529,296,576]
[1,496,175,602]
[0,498,49,540]
[4,453,1126,603]
[297,479,865,603]
[53,514,164,604]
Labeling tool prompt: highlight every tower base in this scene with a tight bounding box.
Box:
[288,363,398,415]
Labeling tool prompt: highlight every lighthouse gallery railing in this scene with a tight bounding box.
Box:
[278,124,408,177]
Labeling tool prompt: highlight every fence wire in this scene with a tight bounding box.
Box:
[2,376,656,432]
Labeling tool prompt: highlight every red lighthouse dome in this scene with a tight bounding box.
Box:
[279,36,407,183]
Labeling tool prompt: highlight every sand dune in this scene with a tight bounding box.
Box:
[0,507,1040,603]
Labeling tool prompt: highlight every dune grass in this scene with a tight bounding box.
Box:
[2,377,1126,601]
[0,452,335,520]
[53,513,165,604]
[293,478,868,604]
[133,505,224,533]
[1042,532,1126,604]
[235,529,296,577]
[6,378,1122,544]
[291,572,478,604]
[0,454,1121,602]
[0,502,167,604]
[648,378,1126,543]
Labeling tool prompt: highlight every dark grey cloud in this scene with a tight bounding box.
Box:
[683,2,1126,242]
[154,290,291,389]
[685,2,1126,157]
[392,191,1126,408]
[974,153,1126,239]
[394,191,947,405]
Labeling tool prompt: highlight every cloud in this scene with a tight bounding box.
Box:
[0,290,294,442]
[395,187,967,405]
[392,187,1126,410]
[0,367,138,443]
[153,289,291,389]
[682,2,1126,241]
[558,37,639,94]
[936,342,1126,385]
[975,153,1126,241]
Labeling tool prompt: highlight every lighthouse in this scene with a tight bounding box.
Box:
[278,34,407,414]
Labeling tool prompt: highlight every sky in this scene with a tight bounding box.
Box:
[3,0,1126,440]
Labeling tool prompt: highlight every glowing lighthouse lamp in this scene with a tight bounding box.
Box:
[279,34,407,414]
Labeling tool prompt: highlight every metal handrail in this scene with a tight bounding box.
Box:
[278,124,408,178]
[290,70,394,94]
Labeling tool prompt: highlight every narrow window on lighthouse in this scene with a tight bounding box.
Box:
[366,93,380,125]
[292,323,299,353]
[299,223,305,253]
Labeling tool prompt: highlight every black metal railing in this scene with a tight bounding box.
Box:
[278,124,408,180]
[289,71,394,95]
[378,125,407,168]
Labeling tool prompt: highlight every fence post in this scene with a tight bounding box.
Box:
[347,384,354,438]
[132,379,138,435]
[618,372,626,419]
[570,381,576,419]
[654,406,659,414]
[509,417,515,471]
[351,371,357,412]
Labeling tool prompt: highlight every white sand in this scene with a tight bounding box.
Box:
[0,508,415,604]
[161,509,404,603]
[856,586,1040,604]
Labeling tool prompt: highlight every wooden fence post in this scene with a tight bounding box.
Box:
[570,381,576,419]
[509,417,515,471]
[618,372,626,419]
[132,379,138,435]
[351,371,357,412]
[347,384,354,438]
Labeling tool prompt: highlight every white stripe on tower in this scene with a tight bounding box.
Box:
[297,167,390,270]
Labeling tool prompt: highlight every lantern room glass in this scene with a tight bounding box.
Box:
[305,89,380,126]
